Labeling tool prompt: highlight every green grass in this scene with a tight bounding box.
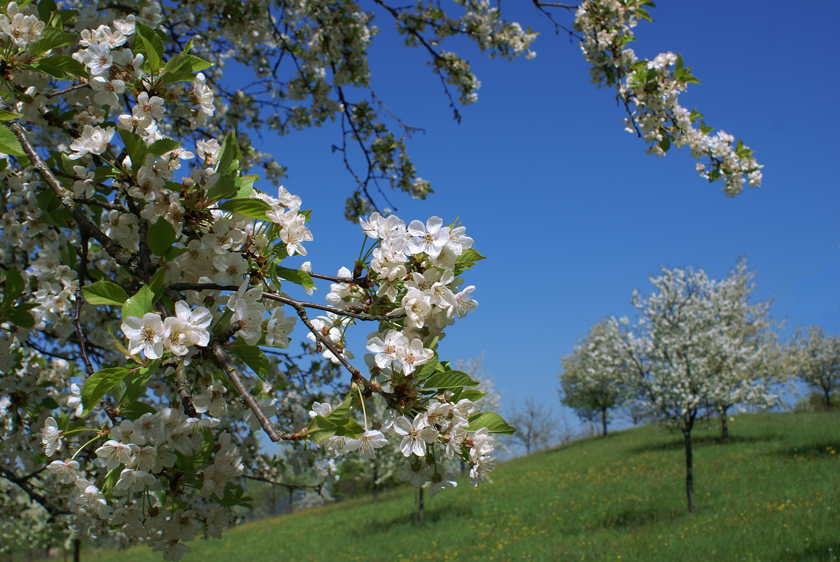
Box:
[89,412,840,562]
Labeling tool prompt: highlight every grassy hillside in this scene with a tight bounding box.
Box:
[90,412,840,562]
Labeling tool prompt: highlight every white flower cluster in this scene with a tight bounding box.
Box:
[42,408,240,560]
[0,1,505,557]
[306,212,494,489]
[0,2,44,46]
[574,0,762,195]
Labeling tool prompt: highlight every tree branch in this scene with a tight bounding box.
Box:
[0,465,70,520]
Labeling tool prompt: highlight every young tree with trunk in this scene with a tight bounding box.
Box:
[559,317,630,437]
[0,0,762,557]
[622,259,777,513]
[787,326,840,411]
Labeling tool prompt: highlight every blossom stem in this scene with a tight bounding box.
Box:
[71,434,104,461]
[357,384,368,430]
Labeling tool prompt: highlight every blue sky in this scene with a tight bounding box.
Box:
[249,1,840,430]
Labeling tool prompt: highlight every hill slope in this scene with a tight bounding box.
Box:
[91,413,840,562]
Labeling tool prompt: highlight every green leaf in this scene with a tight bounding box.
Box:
[413,353,441,382]
[37,0,57,22]
[658,136,671,153]
[467,412,516,435]
[635,7,652,21]
[453,249,486,275]
[147,138,182,159]
[135,22,164,72]
[147,217,177,256]
[101,464,123,494]
[28,26,76,57]
[218,198,272,220]
[2,267,25,309]
[234,174,257,199]
[81,280,129,306]
[307,415,338,445]
[0,125,25,157]
[206,175,237,201]
[122,285,154,319]
[325,393,355,423]
[6,307,34,328]
[230,337,271,379]
[81,367,133,415]
[274,266,315,290]
[216,131,241,177]
[423,370,478,390]
[36,187,61,213]
[118,129,146,167]
[334,418,365,439]
[212,307,234,334]
[147,267,166,303]
[455,389,487,402]
[120,401,157,420]
[119,364,157,405]
[139,36,161,72]
[0,109,23,122]
[214,483,252,508]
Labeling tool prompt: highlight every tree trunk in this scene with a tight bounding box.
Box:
[72,540,80,562]
[371,461,378,504]
[719,409,729,444]
[826,388,832,411]
[416,487,424,523]
[287,486,293,514]
[601,409,608,437]
[683,429,695,514]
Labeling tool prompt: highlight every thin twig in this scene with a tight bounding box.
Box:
[167,283,403,322]
[283,299,394,406]
[209,340,306,442]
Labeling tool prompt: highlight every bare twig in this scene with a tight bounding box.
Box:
[167,283,403,322]
[209,340,306,442]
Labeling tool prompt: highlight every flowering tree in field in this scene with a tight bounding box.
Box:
[621,259,777,513]
[0,0,763,558]
[559,317,630,437]
[786,326,840,411]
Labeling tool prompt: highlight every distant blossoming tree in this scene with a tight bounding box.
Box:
[559,317,631,437]
[620,259,778,513]
[786,326,840,411]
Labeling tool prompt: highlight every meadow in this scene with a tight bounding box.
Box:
[89,412,840,562]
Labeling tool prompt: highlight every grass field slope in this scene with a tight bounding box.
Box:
[91,412,840,562]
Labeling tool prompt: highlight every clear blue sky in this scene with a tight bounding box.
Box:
[248,1,840,429]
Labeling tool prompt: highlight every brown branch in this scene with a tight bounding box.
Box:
[242,474,325,491]
[8,121,185,304]
[283,298,394,406]
[260,291,402,322]
[209,340,305,442]
[308,272,365,284]
[0,465,70,519]
[75,233,94,375]
[8,122,144,275]
[175,372,198,418]
[44,83,92,99]
[167,283,403,322]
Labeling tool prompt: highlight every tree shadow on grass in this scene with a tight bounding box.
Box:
[372,501,474,533]
[631,434,778,454]
[595,506,682,531]
[773,441,840,460]
[774,540,840,561]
